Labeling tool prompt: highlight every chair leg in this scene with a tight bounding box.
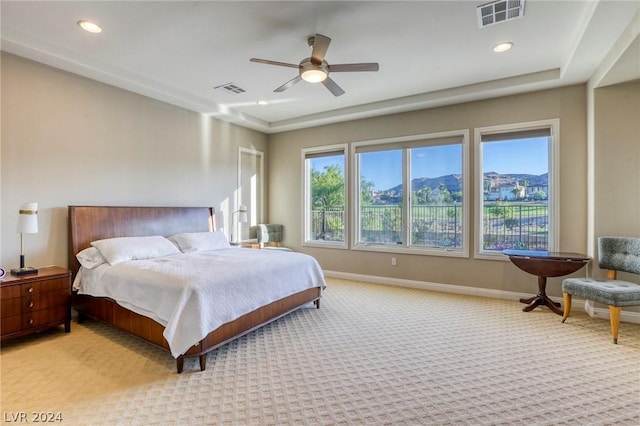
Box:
[609,306,621,344]
[562,292,571,323]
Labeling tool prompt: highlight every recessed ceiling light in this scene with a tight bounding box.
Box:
[78,20,102,34]
[493,42,513,53]
[257,100,269,106]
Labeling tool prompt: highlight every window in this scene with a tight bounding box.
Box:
[475,120,559,257]
[303,145,348,248]
[352,131,468,256]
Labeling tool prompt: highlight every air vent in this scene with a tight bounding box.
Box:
[214,82,246,95]
[477,0,525,28]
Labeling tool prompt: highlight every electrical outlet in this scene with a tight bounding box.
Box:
[391,257,397,266]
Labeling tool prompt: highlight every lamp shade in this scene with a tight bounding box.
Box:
[17,202,38,234]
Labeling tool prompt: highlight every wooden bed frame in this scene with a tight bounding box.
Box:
[68,206,322,373]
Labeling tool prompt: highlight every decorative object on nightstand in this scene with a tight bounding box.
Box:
[1,266,72,341]
[231,205,248,244]
[11,202,39,276]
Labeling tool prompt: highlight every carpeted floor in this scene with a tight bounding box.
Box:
[1,278,639,425]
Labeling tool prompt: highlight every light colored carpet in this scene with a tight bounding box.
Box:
[1,278,638,425]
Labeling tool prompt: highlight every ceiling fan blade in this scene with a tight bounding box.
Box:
[274,75,302,92]
[310,34,331,65]
[328,63,380,72]
[250,58,299,69]
[322,76,345,97]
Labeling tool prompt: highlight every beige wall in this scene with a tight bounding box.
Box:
[0,53,268,269]
[593,81,640,283]
[268,85,589,296]
[2,51,636,303]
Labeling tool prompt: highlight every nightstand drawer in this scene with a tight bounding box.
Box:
[1,314,22,335]
[24,291,68,312]
[21,277,69,296]
[23,307,68,329]
[1,297,22,318]
[1,285,21,300]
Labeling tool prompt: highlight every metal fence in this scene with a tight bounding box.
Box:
[311,203,548,250]
[311,208,345,241]
[481,203,548,251]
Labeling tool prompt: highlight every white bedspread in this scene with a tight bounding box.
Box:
[74,248,326,357]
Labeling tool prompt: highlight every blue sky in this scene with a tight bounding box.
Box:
[312,137,548,191]
[483,138,548,176]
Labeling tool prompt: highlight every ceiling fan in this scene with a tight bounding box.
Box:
[250,34,379,97]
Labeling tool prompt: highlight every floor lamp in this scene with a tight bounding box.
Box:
[11,202,39,276]
[231,205,248,244]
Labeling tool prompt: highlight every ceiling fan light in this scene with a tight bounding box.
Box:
[301,69,327,83]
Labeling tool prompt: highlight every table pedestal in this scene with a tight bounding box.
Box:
[518,276,562,315]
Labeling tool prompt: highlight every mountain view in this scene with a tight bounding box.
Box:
[380,172,548,196]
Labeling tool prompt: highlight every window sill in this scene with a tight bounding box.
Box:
[474,252,512,261]
[303,241,348,250]
[351,244,468,258]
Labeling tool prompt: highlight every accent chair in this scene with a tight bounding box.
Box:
[251,224,292,251]
[562,237,640,344]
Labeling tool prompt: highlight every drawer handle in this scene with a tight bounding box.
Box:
[28,319,34,325]
[28,301,34,308]
[28,287,34,293]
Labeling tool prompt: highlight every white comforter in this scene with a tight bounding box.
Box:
[74,248,326,357]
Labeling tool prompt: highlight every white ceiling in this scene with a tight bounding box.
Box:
[2,1,639,134]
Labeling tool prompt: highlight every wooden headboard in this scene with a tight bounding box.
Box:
[68,206,215,277]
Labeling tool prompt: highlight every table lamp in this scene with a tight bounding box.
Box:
[11,202,39,276]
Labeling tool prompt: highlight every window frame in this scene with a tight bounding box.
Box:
[350,130,469,258]
[474,119,560,260]
[302,144,349,249]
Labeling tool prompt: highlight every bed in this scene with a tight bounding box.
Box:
[68,206,325,373]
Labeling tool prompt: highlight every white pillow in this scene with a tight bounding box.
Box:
[76,247,106,269]
[91,236,180,265]
[170,231,230,252]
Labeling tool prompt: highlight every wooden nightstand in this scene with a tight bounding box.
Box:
[1,266,72,341]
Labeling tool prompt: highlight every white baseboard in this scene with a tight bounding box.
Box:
[323,270,640,325]
[583,300,640,324]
